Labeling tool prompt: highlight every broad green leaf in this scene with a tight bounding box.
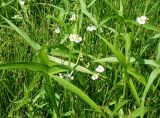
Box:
[1,16,41,51]
[0,62,48,73]
[50,75,102,113]
[48,55,93,74]
[38,47,56,66]
[141,68,160,118]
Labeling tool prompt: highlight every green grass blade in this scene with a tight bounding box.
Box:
[0,16,41,51]
[143,24,160,32]
[79,0,98,26]
[96,34,126,67]
[0,62,48,73]
[128,78,141,106]
[87,0,96,8]
[50,75,102,113]
[127,66,146,85]
[93,57,160,68]
[141,68,160,118]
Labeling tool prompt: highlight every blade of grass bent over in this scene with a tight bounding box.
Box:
[0,16,41,51]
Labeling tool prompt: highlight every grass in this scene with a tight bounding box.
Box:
[0,0,160,117]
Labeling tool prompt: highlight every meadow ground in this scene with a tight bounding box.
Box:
[0,0,160,117]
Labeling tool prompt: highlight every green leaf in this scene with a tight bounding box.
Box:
[48,56,93,74]
[128,78,141,106]
[50,75,102,113]
[79,0,98,26]
[38,47,56,66]
[0,62,48,73]
[96,34,126,67]
[93,57,160,68]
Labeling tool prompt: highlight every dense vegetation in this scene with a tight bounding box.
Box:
[0,0,160,117]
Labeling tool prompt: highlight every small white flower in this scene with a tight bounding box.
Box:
[91,73,99,80]
[136,16,149,25]
[74,35,82,43]
[95,65,105,73]
[19,0,25,6]
[69,34,77,41]
[12,15,23,20]
[64,74,74,80]
[86,25,97,32]
[69,34,82,43]
[69,14,76,21]
[55,27,60,34]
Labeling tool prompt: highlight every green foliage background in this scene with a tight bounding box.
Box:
[0,0,160,117]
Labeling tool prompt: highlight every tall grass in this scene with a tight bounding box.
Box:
[0,0,160,117]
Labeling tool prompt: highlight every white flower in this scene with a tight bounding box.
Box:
[95,65,105,73]
[69,34,82,43]
[55,27,60,34]
[91,73,99,80]
[136,16,149,25]
[19,0,25,6]
[64,74,74,80]
[12,15,23,20]
[69,14,76,21]
[74,35,82,43]
[86,25,97,32]
[69,34,77,41]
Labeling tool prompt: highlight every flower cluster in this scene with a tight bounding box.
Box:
[69,34,82,43]
[59,73,74,80]
[91,65,105,80]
